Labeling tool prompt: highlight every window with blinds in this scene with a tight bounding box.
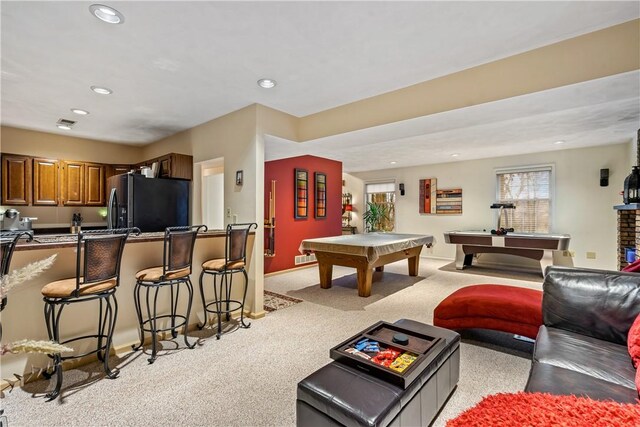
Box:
[496,167,552,233]
[365,182,396,232]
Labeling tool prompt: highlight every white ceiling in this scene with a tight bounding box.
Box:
[265,71,640,172]
[1,1,639,146]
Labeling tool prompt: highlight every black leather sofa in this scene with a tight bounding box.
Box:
[525,266,640,403]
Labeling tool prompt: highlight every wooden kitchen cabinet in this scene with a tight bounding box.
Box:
[133,153,192,180]
[61,160,85,206]
[85,163,105,206]
[33,158,59,206]
[1,154,31,205]
[61,161,106,206]
[157,153,193,180]
[106,164,131,178]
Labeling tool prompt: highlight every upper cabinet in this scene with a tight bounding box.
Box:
[137,153,193,180]
[1,152,191,207]
[1,154,31,205]
[85,163,105,206]
[60,161,106,206]
[106,164,131,178]
[60,160,85,206]
[33,158,59,206]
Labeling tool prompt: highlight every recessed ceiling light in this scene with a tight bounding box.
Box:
[71,108,90,115]
[554,140,565,145]
[390,161,397,164]
[451,153,460,157]
[57,124,72,130]
[91,86,112,95]
[89,4,124,24]
[257,78,277,89]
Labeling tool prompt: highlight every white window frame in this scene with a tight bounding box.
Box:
[494,164,555,233]
[364,179,397,232]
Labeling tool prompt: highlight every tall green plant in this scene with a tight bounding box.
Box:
[363,201,390,232]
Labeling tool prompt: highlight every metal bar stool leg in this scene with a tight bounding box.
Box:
[240,269,251,329]
[170,282,180,339]
[132,281,145,351]
[213,274,222,340]
[148,286,160,364]
[183,278,195,349]
[96,298,106,362]
[103,293,120,379]
[197,270,208,330]
[45,302,66,401]
[225,273,231,321]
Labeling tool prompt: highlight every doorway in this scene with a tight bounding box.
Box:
[200,158,224,230]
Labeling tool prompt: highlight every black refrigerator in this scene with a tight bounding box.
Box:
[107,174,190,232]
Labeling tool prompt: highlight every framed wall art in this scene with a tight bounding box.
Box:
[315,172,327,218]
[294,168,308,219]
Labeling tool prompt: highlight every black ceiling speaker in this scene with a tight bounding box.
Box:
[600,169,609,187]
[399,183,405,196]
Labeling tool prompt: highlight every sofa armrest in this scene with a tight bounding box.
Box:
[542,266,640,345]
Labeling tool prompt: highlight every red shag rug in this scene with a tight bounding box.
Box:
[447,392,640,427]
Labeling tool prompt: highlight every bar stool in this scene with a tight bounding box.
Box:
[41,227,138,400]
[198,223,256,339]
[132,225,206,364]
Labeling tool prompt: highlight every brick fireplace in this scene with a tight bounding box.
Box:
[616,204,640,270]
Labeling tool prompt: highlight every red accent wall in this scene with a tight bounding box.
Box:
[264,155,342,273]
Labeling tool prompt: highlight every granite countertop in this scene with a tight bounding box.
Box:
[15,230,229,251]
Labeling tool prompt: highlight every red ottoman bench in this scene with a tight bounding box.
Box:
[433,284,543,339]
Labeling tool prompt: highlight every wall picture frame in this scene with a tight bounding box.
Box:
[294,168,308,219]
[315,172,327,218]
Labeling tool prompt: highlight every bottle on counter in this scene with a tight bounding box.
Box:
[70,212,83,234]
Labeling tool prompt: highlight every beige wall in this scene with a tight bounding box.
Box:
[342,173,364,232]
[1,126,143,164]
[142,105,265,316]
[351,143,628,270]
[629,132,638,170]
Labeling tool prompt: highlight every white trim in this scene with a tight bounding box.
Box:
[363,178,397,232]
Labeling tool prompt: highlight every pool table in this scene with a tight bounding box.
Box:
[299,233,434,297]
[443,230,571,275]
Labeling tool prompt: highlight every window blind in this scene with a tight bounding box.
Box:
[365,182,395,194]
[497,168,551,233]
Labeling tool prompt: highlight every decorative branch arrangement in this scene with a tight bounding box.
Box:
[0,339,72,356]
[0,254,57,299]
[0,254,73,396]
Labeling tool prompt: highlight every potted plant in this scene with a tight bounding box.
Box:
[363,201,390,232]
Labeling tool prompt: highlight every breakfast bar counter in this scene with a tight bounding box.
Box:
[14,230,229,251]
[2,230,257,379]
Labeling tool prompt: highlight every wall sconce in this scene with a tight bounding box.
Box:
[600,168,609,187]
[235,170,243,186]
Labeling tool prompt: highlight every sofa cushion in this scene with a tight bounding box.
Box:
[542,267,640,345]
[433,284,542,339]
[534,326,635,390]
[525,362,639,404]
[628,313,640,368]
[622,258,640,273]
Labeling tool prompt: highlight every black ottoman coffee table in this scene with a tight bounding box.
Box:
[296,319,460,427]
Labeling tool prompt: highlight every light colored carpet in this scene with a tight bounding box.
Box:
[2,258,539,426]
